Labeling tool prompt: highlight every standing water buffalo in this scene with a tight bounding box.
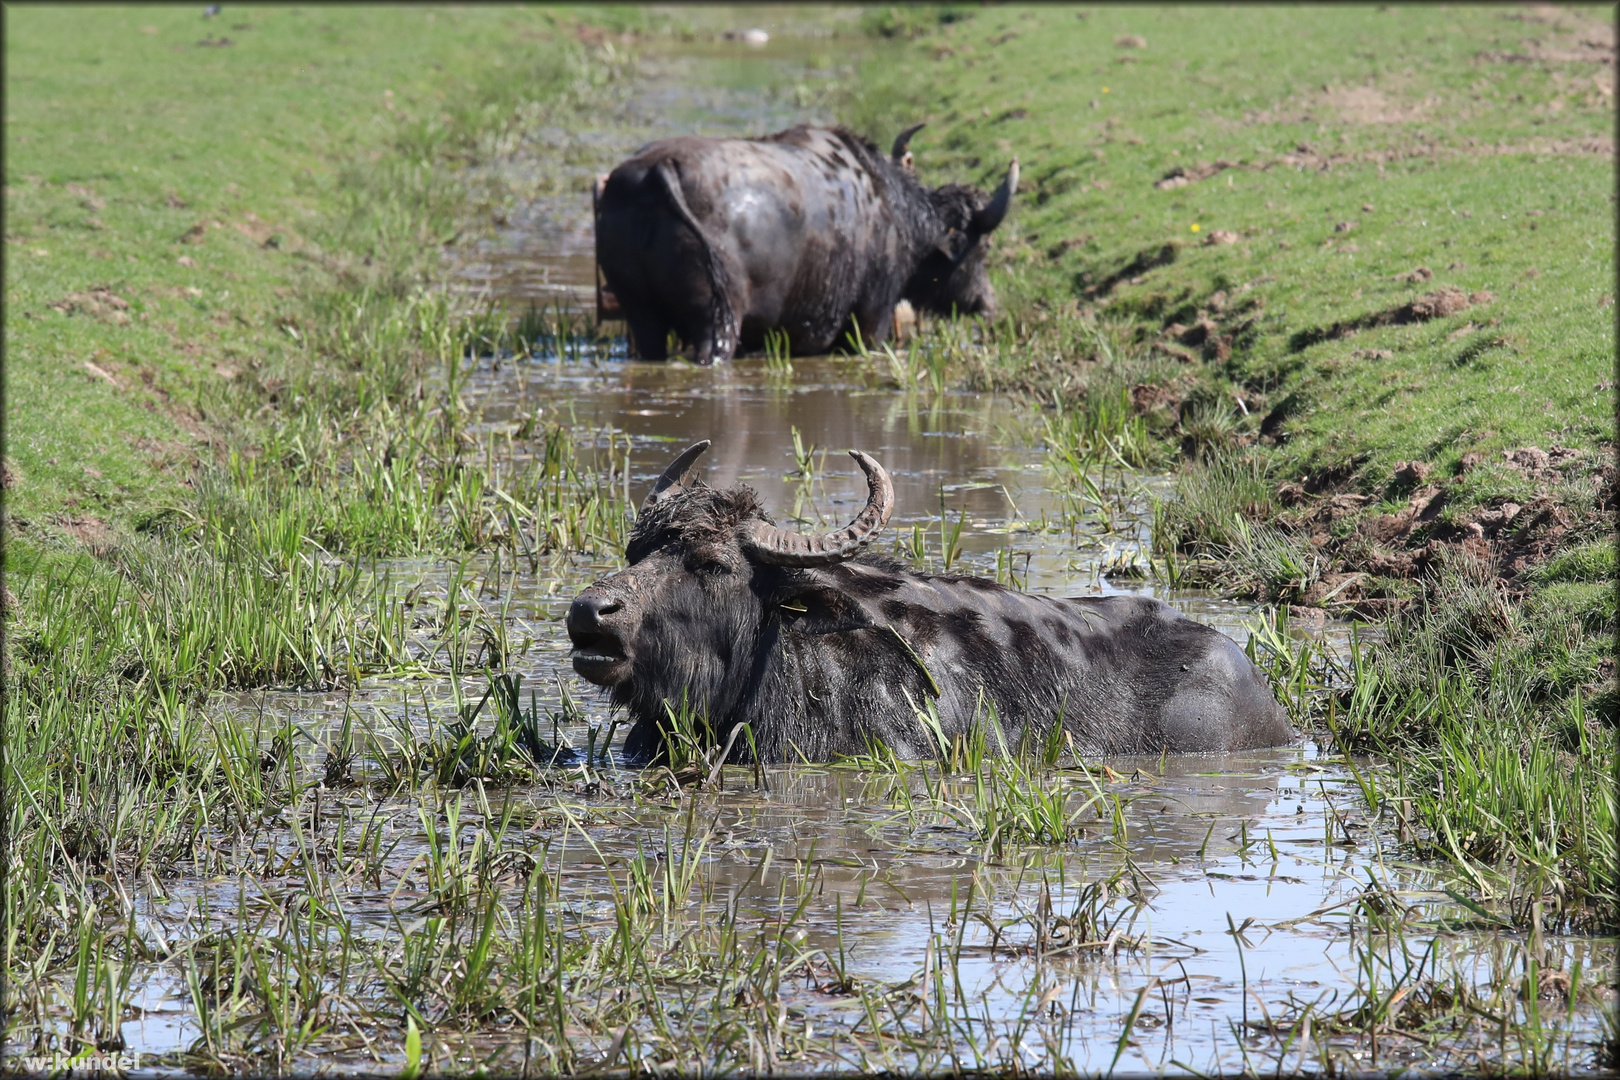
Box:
[594,124,1017,363]
[568,442,1294,763]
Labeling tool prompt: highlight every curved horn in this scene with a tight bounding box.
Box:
[742,451,894,567]
[640,439,711,512]
[970,158,1019,234]
[891,122,927,163]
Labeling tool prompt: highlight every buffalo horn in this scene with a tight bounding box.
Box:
[743,451,894,567]
[970,158,1019,234]
[891,123,926,163]
[640,439,711,512]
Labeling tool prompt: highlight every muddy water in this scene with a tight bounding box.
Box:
[105,14,1614,1074]
[467,354,1172,598]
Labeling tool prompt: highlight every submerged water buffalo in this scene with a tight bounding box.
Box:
[594,124,1017,363]
[568,442,1294,764]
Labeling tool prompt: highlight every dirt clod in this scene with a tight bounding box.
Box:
[1394,266,1433,283]
[49,287,131,325]
[1115,34,1147,48]
[1203,229,1240,245]
[1392,460,1432,484]
[1287,605,1329,626]
[1046,236,1092,259]
[1129,382,1179,413]
[180,220,216,243]
[1504,447,1551,470]
[1408,287,1472,319]
[1476,502,1523,531]
[1292,287,1488,350]
[1154,160,1237,189]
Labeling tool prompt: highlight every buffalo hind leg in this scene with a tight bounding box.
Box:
[857,304,895,350]
[679,305,740,366]
[627,315,670,362]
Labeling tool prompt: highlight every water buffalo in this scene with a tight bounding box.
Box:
[567,442,1294,764]
[594,124,1017,364]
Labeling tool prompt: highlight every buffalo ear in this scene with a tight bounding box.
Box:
[773,583,875,637]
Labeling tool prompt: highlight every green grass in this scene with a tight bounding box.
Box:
[853,4,1613,476]
[5,5,622,539]
[5,6,637,683]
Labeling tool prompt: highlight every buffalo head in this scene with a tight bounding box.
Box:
[904,156,1019,320]
[567,441,893,742]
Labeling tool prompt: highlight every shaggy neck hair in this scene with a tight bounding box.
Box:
[616,484,781,741]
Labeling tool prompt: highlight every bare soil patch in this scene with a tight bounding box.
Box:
[1153,159,1238,189]
[1288,287,1494,351]
[1323,84,1437,125]
[1271,443,1612,618]
[1482,5,1615,66]
[56,514,119,556]
[48,287,131,325]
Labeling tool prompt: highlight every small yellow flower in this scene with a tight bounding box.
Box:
[1102,86,1111,93]
[1190,223,1201,233]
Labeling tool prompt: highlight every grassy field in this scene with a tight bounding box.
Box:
[856,4,1613,477]
[5,4,623,539]
[856,3,1616,924]
[5,4,640,675]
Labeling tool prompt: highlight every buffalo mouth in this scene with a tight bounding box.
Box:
[569,633,630,685]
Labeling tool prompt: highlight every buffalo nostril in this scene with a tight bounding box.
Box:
[569,593,624,632]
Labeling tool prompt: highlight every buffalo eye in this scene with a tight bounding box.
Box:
[689,555,733,577]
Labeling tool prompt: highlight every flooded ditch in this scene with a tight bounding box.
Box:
[36,11,1614,1076]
